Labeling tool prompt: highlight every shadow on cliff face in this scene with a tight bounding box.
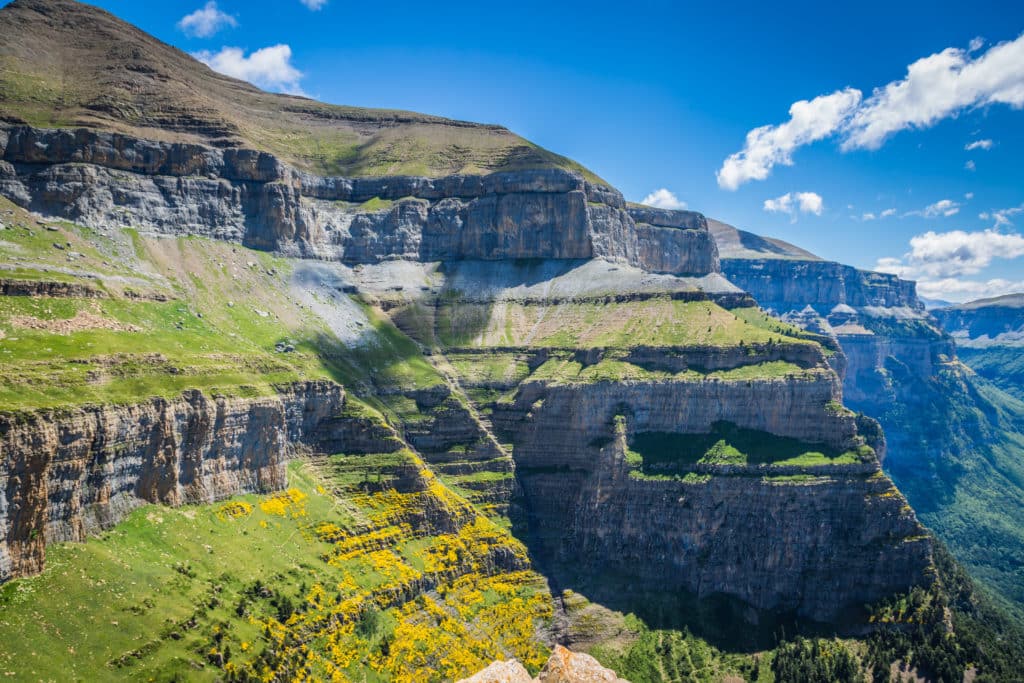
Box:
[511,511,851,653]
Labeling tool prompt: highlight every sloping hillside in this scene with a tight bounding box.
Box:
[0,0,598,179]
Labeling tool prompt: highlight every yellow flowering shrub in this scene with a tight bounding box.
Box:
[216,500,253,520]
[259,488,308,517]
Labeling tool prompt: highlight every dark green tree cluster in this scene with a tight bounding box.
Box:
[866,542,1024,682]
[771,637,862,683]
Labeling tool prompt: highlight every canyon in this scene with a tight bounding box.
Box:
[0,0,1020,680]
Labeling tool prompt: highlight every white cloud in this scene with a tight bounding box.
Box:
[913,277,1024,302]
[881,208,897,217]
[716,89,861,190]
[844,36,1024,150]
[969,37,986,53]
[965,139,994,150]
[965,160,976,171]
[763,191,824,220]
[904,199,960,218]
[718,35,1024,186]
[876,228,1024,280]
[178,1,236,38]
[862,212,877,221]
[965,192,974,200]
[924,199,960,217]
[990,203,1024,227]
[640,188,687,210]
[194,45,304,94]
[300,0,328,8]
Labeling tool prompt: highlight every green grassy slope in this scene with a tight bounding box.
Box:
[0,455,555,681]
[0,197,443,412]
[958,346,1024,402]
[874,363,1024,625]
[0,0,603,181]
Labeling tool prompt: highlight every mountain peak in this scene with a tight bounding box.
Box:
[0,0,598,179]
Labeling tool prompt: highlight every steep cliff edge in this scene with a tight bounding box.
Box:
[375,256,936,626]
[712,219,1024,619]
[933,294,1024,401]
[0,380,348,581]
[0,2,1012,679]
[0,125,718,277]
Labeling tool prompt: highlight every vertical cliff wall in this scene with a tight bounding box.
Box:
[0,125,719,278]
[712,228,1024,615]
[0,380,348,581]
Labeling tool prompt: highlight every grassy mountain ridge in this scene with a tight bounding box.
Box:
[0,0,601,180]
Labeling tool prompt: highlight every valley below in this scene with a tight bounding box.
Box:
[0,1,1022,681]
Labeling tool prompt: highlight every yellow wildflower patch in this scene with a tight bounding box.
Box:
[259,488,308,517]
[216,500,254,521]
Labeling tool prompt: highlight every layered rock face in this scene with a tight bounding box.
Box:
[719,258,921,312]
[710,223,1024,614]
[932,294,1024,347]
[0,126,718,277]
[422,261,933,622]
[714,254,949,423]
[488,353,929,622]
[0,380,347,581]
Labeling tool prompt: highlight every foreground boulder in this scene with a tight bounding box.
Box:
[458,646,628,683]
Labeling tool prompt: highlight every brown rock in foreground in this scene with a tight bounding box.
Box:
[457,646,628,683]
[456,658,533,683]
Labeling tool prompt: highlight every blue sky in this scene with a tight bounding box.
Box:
[13,0,1024,301]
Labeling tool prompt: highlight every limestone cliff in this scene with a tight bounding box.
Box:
[710,219,1024,616]
[0,380,348,581]
[487,358,928,622]
[931,293,1024,349]
[0,125,718,277]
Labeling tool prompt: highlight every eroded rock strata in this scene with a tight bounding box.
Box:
[0,380,349,581]
[0,125,717,276]
[0,121,937,635]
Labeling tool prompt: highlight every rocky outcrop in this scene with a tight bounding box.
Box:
[497,375,854,465]
[719,259,921,312]
[0,126,718,277]
[0,380,351,582]
[628,206,720,276]
[0,278,105,298]
[931,294,1024,347]
[538,645,629,683]
[487,371,930,622]
[457,646,628,683]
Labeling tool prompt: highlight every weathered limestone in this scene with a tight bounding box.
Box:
[0,381,347,581]
[0,125,720,277]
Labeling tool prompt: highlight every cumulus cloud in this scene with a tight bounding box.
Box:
[718,34,1024,187]
[965,160,977,171]
[716,89,861,190]
[862,212,876,221]
[844,36,1024,150]
[763,191,824,220]
[965,139,994,150]
[300,0,328,8]
[875,228,1024,281]
[194,45,304,94]
[881,208,897,217]
[178,1,236,38]
[640,188,687,210]
[912,277,1024,302]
